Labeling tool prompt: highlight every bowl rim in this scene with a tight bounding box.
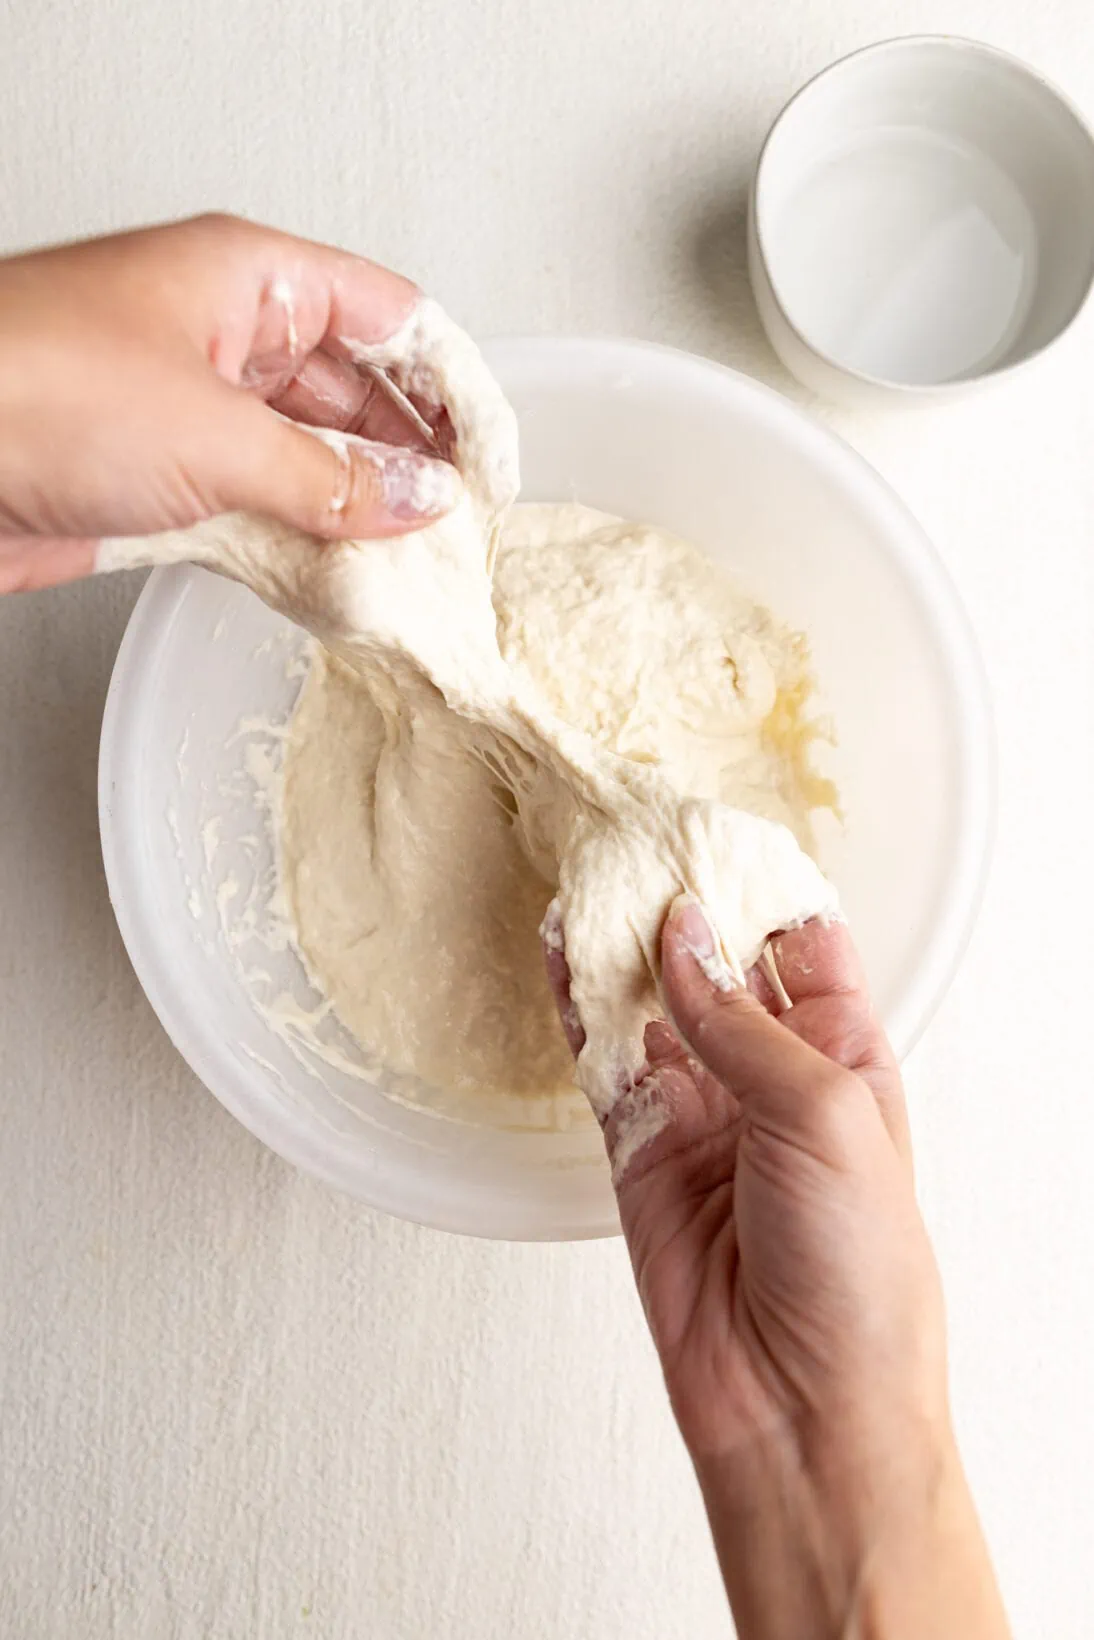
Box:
[751,33,1094,396]
[98,333,996,1239]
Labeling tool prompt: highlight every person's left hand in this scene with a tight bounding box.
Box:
[0,214,460,594]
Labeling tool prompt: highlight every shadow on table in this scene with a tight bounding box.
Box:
[683,180,802,394]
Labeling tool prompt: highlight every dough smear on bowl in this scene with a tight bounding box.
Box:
[98,300,839,1126]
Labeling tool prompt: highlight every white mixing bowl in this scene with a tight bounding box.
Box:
[99,337,993,1241]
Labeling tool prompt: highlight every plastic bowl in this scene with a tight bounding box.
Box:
[99,337,993,1240]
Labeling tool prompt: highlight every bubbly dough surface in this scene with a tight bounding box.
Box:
[278,503,835,1125]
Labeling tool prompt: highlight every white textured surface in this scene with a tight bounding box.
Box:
[0,2,1092,1636]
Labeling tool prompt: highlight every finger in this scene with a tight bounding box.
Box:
[325,293,518,520]
[167,215,421,381]
[322,251,421,354]
[271,351,434,453]
[541,905,671,1181]
[766,921,910,1161]
[643,1017,742,1134]
[540,899,587,1058]
[216,393,463,540]
[605,1021,741,1187]
[769,916,867,1003]
[407,396,457,464]
[541,902,737,1183]
[661,896,892,1168]
[0,536,97,594]
[747,956,781,1014]
[644,1018,688,1069]
[277,265,452,455]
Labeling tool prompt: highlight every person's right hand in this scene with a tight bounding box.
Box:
[546,898,1010,1640]
[0,215,459,594]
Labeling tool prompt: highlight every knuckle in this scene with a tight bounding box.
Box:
[808,1016,875,1069]
[814,1064,872,1135]
[184,210,250,242]
[787,999,892,1081]
[287,427,379,536]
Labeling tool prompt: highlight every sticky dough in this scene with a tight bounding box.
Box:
[279,504,836,1124]
[100,299,839,1123]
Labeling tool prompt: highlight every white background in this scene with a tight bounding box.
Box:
[1,2,1092,1635]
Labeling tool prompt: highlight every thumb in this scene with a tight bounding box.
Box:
[660,895,888,1167]
[213,392,463,540]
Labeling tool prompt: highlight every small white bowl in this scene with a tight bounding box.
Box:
[99,338,993,1241]
[749,37,1094,405]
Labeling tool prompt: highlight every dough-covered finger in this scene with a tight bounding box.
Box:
[219,396,463,539]
[318,249,422,356]
[406,397,457,464]
[661,896,893,1170]
[326,296,520,523]
[541,902,739,1183]
[0,536,96,594]
[540,899,587,1059]
[768,917,865,1003]
[271,352,435,453]
[766,921,910,1162]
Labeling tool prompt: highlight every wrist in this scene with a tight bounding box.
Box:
[693,1419,1010,1640]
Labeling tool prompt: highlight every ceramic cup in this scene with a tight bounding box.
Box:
[749,36,1094,406]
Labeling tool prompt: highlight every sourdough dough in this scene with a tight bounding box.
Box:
[99,299,839,1123]
[278,503,835,1121]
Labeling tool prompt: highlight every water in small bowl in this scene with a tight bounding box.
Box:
[753,38,1094,398]
[769,125,1039,384]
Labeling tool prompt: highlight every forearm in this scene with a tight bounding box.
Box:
[693,1426,1011,1640]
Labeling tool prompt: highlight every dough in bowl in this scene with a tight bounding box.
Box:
[98,298,839,1133]
[277,502,836,1127]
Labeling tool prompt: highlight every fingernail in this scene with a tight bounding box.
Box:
[667,893,738,992]
[374,449,462,521]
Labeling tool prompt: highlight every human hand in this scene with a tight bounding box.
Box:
[0,215,460,594]
[546,897,1010,1639]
